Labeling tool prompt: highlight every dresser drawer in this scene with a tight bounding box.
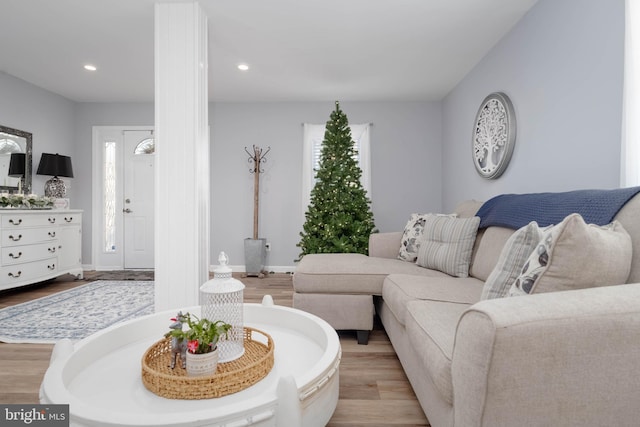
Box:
[1,213,59,228]
[53,213,81,226]
[1,227,58,247]
[0,257,57,286]
[1,242,59,266]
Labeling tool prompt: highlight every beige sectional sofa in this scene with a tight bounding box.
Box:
[293,191,640,426]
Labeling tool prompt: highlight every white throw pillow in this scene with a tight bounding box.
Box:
[398,213,456,262]
[509,214,632,296]
[415,215,480,278]
[480,221,544,300]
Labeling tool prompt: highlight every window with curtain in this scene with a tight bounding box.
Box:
[301,123,371,215]
[622,0,640,187]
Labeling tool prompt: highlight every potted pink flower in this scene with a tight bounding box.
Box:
[166,312,231,376]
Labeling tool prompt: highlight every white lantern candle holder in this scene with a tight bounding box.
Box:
[200,252,245,362]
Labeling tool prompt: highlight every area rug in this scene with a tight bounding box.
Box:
[0,280,154,344]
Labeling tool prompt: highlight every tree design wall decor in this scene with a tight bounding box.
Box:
[472,92,516,179]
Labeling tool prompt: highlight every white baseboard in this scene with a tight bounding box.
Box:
[212,265,297,274]
[85,264,297,274]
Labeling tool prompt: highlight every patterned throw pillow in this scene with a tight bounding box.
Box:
[415,215,480,278]
[398,213,457,262]
[480,221,545,300]
[509,214,632,296]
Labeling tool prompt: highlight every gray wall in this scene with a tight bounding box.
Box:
[12,97,438,269]
[0,72,76,196]
[441,0,625,210]
[210,102,441,267]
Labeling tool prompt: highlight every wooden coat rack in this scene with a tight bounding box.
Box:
[245,145,271,239]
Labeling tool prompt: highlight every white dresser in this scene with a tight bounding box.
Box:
[0,209,83,291]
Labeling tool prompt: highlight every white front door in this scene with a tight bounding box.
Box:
[123,130,155,269]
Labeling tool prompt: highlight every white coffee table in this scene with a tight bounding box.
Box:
[40,296,341,427]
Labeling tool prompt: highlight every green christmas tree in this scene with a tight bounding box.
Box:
[298,102,376,257]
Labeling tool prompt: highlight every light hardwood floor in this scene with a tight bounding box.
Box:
[0,272,430,426]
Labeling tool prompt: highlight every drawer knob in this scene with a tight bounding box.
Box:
[48,247,56,253]
[9,252,22,259]
[48,217,56,223]
[64,217,73,222]
[8,271,22,278]
[47,264,56,270]
[48,231,56,238]
[9,219,22,225]
[9,234,22,242]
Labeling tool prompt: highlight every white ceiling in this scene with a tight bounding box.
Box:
[0,0,538,103]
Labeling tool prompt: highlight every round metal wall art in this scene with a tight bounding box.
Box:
[472,92,516,179]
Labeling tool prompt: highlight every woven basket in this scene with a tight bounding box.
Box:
[141,326,274,399]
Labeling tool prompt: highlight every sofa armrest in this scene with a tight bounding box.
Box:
[451,283,640,427]
[368,232,402,259]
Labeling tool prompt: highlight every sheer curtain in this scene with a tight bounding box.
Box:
[301,123,372,217]
[621,0,640,187]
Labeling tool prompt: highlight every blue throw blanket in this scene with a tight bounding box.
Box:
[476,187,640,229]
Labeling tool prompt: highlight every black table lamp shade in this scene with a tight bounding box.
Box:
[36,153,73,178]
[8,153,25,177]
[36,153,73,198]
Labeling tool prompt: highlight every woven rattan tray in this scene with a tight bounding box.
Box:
[141,327,274,399]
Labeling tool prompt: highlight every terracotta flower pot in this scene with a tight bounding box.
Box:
[186,347,219,377]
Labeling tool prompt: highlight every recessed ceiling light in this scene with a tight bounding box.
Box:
[84,64,97,71]
[237,64,249,71]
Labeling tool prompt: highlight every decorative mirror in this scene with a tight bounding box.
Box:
[472,92,516,179]
[0,125,32,194]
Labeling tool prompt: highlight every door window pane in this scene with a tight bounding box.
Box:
[134,138,155,155]
[104,141,116,252]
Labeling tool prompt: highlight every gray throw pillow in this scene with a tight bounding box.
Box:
[480,221,544,300]
[415,215,480,278]
[398,213,456,262]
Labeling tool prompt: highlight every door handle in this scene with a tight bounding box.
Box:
[123,208,133,213]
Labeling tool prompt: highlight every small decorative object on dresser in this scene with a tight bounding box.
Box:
[0,210,83,291]
[472,91,516,179]
[52,198,70,210]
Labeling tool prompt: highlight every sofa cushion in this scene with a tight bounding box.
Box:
[398,213,456,262]
[294,253,445,295]
[510,214,632,296]
[293,293,374,330]
[468,226,515,282]
[481,222,544,299]
[613,192,640,283]
[382,273,483,326]
[416,215,480,277]
[453,199,483,218]
[406,300,471,405]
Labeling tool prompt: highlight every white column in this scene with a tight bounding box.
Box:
[154,2,209,311]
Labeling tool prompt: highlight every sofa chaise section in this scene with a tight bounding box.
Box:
[293,200,483,344]
[293,252,449,343]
